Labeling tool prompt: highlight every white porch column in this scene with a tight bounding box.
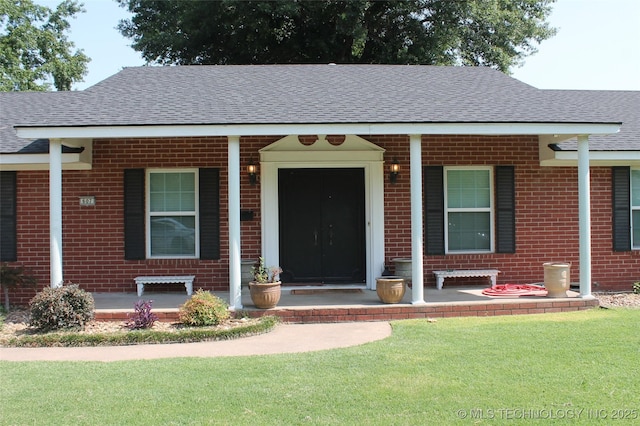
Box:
[577,135,593,298]
[410,134,426,304]
[49,138,63,288]
[228,136,243,309]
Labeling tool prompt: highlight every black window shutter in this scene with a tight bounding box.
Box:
[612,166,631,252]
[199,168,220,260]
[495,166,516,253]
[124,169,145,260]
[0,171,17,261]
[424,166,445,255]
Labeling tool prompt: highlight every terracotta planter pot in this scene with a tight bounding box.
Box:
[376,277,406,304]
[249,281,282,308]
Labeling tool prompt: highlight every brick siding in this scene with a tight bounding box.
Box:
[6,135,638,304]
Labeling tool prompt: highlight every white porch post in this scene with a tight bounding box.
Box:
[577,135,593,298]
[410,134,426,304]
[49,138,63,288]
[228,136,243,309]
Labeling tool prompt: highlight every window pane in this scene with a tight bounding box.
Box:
[632,170,640,207]
[149,172,195,212]
[633,211,640,249]
[447,170,490,208]
[448,212,491,251]
[150,216,196,256]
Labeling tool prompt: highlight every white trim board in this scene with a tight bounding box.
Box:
[259,135,386,289]
[16,122,621,140]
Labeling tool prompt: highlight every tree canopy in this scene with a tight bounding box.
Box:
[117,0,556,73]
[0,0,89,91]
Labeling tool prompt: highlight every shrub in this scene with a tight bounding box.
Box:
[29,284,95,331]
[633,281,640,295]
[125,300,158,330]
[179,289,230,326]
[1,263,37,311]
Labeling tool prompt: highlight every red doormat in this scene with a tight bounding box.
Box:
[482,284,547,297]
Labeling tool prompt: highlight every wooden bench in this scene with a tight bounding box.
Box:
[134,275,195,297]
[432,269,499,290]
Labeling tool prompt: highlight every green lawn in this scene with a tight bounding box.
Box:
[2,309,639,425]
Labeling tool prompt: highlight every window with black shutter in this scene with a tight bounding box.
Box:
[612,167,631,251]
[424,165,515,255]
[0,171,17,261]
[124,168,220,260]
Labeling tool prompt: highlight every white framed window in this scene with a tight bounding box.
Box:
[632,168,640,249]
[444,166,493,253]
[146,169,199,258]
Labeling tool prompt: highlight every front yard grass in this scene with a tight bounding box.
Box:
[2,308,639,424]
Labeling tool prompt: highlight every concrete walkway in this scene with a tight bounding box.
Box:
[0,322,392,362]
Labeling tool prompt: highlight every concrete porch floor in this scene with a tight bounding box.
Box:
[93,285,599,323]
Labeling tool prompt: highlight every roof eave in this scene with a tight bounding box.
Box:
[0,153,92,171]
[540,150,640,167]
[15,122,622,140]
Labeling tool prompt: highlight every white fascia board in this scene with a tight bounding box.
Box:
[15,122,621,139]
[540,151,640,167]
[0,153,91,170]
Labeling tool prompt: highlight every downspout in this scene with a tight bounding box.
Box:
[577,135,593,298]
[410,134,426,304]
[228,136,243,309]
[49,138,63,287]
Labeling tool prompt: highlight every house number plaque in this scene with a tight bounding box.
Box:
[78,196,96,206]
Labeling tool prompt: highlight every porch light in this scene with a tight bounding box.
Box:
[247,161,258,185]
[389,158,400,184]
[247,161,257,185]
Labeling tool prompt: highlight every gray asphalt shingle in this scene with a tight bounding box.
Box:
[1,65,637,153]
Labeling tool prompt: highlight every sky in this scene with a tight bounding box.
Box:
[40,0,640,91]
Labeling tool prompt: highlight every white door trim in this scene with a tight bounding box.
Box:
[260,135,385,289]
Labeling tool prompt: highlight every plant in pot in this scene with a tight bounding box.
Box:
[249,257,283,309]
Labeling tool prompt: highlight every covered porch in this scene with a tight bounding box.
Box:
[8,66,624,308]
[92,286,598,323]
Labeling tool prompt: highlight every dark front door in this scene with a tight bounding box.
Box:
[279,168,365,283]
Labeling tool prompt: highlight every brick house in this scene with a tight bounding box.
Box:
[1,65,638,308]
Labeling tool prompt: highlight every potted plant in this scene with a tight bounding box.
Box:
[248,257,283,309]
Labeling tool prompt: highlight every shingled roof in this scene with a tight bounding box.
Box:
[1,91,80,153]
[2,65,637,154]
[547,90,640,151]
[12,65,623,128]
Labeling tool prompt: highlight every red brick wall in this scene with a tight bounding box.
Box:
[373,134,639,291]
[6,134,638,304]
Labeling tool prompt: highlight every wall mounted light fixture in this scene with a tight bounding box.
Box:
[247,161,257,185]
[389,158,400,184]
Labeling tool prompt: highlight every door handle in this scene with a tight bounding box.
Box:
[314,230,318,246]
[329,224,333,246]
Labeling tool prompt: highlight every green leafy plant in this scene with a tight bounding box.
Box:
[1,263,37,311]
[633,281,640,294]
[2,316,278,348]
[125,300,158,330]
[251,257,282,284]
[179,289,230,326]
[29,284,95,331]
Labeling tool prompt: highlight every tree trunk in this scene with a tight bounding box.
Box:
[3,285,9,311]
